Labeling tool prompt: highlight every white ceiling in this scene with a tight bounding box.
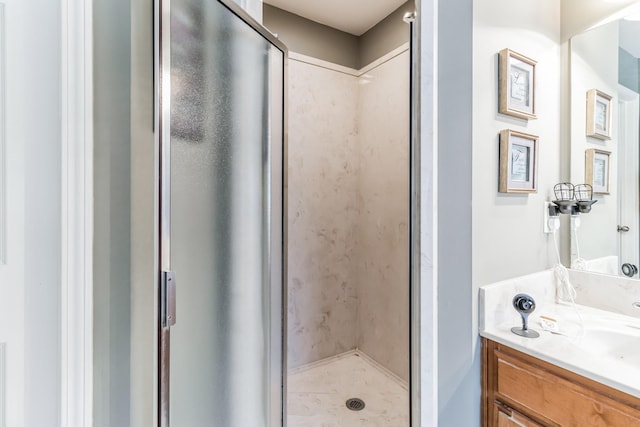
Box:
[263,0,408,36]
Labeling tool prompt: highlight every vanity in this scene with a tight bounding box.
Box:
[483,340,640,426]
[480,269,640,427]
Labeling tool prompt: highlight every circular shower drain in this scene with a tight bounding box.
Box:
[345,398,366,411]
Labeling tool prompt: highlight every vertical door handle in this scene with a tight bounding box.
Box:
[162,271,177,328]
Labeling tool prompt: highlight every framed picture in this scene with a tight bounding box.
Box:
[499,129,539,193]
[586,89,612,140]
[585,149,611,194]
[499,49,537,120]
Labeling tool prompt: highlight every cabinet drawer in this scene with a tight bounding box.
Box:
[496,351,640,426]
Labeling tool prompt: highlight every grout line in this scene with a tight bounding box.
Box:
[288,52,359,76]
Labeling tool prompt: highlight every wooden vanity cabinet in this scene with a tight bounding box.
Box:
[482,338,640,427]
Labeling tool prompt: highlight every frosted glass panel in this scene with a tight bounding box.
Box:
[169,0,284,425]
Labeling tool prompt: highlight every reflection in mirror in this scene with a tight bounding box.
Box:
[570,6,640,278]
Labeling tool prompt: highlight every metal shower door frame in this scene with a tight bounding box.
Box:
[152,0,430,425]
[154,0,288,425]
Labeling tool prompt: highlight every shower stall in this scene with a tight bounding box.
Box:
[155,0,418,424]
[256,3,416,424]
[282,32,412,427]
[106,0,420,425]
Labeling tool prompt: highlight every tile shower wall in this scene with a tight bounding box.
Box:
[287,59,360,368]
[356,51,410,381]
[287,52,409,380]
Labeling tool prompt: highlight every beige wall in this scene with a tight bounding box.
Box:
[359,1,415,67]
[356,51,410,381]
[264,1,413,69]
[264,5,360,68]
[286,59,361,368]
[286,51,410,378]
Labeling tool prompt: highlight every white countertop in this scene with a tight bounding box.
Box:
[481,301,640,399]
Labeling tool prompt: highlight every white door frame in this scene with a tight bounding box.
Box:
[61,0,93,425]
[415,1,439,425]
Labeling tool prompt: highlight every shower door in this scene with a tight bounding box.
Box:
[157,0,286,425]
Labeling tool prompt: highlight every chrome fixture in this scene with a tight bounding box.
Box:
[550,183,597,216]
[403,11,416,24]
[622,263,638,277]
[511,293,540,338]
[345,398,366,411]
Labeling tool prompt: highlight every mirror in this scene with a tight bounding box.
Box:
[570,2,640,278]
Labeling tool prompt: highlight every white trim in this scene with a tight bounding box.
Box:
[418,0,439,425]
[288,42,410,78]
[287,52,360,76]
[61,0,93,425]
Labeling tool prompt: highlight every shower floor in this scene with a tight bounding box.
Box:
[287,351,410,426]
